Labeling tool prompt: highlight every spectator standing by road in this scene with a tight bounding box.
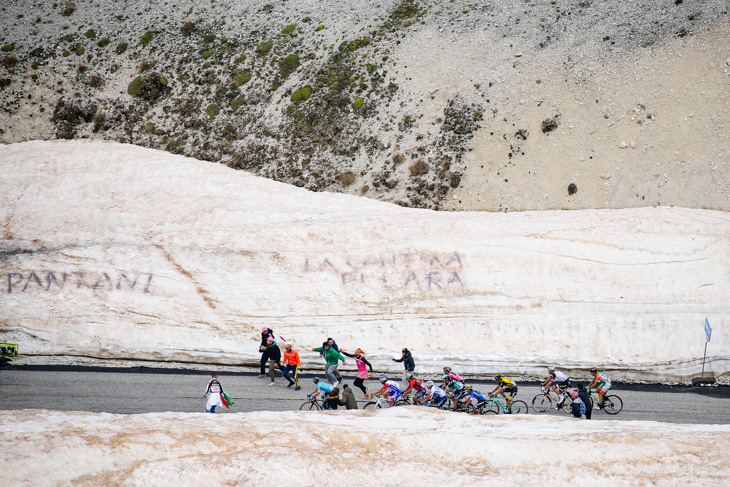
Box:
[265,337,281,386]
[258,327,275,378]
[577,382,592,419]
[392,348,415,387]
[313,341,347,386]
[326,337,344,383]
[203,373,224,413]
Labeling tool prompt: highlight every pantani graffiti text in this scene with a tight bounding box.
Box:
[304,251,465,292]
[4,271,154,294]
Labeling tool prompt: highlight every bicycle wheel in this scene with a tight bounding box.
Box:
[603,395,623,415]
[396,396,411,406]
[509,400,528,414]
[299,400,322,411]
[532,394,552,413]
[363,401,382,409]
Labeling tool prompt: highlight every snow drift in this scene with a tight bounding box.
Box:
[1,408,729,485]
[0,140,728,380]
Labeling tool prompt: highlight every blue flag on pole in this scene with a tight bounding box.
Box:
[705,318,712,342]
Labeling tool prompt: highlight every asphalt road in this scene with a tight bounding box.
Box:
[1,366,728,424]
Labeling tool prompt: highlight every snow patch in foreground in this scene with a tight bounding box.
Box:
[1,408,729,485]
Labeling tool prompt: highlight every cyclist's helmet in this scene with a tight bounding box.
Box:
[443,366,451,373]
[425,380,434,388]
[379,375,388,383]
[547,365,556,371]
[443,374,450,379]
[313,377,320,383]
[465,384,473,391]
[589,367,597,374]
[494,374,502,381]
[407,373,415,380]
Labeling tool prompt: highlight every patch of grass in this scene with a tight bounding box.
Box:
[235,72,251,85]
[232,96,245,109]
[116,42,128,54]
[291,85,312,102]
[279,54,300,78]
[1,44,14,52]
[140,32,153,45]
[235,54,246,63]
[202,33,216,43]
[97,38,110,47]
[62,50,71,57]
[282,24,297,35]
[84,29,96,39]
[203,61,211,68]
[352,97,364,110]
[75,45,85,55]
[32,61,39,69]
[63,34,76,42]
[202,50,213,59]
[315,25,325,31]
[256,41,273,56]
[128,76,142,96]
[206,103,220,117]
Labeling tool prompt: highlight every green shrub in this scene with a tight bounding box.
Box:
[140,32,153,45]
[232,96,245,109]
[352,97,364,110]
[315,25,324,31]
[98,38,110,47]
[63,34,76,42]
[62,50,71,57]
[235,54,246,63]
[32,61,39,69]
[278,54,299,78]
[1,44,14,52]
[84,30,96,39]
[256,41,273,56]
[202,33,216,43]
[281,24,296,35]
[235,72,251,85]
[206,103,220,117]
[290,85,312,103]
[75,46,85,55]
[128,76,142,96]
[203,61,211,68]
[116,42,128,54]
[202,50,213,59]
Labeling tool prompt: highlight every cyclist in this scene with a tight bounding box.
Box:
[310,377,334,409]
[425,380,449,408]
[490,374,518,413]
[402,374,428,405]
[587,367,612,409]
[443,366,463,383]
[461,384,489,414]
[443,373,466,410]
[542,365,571,407]
[369,375,402,406]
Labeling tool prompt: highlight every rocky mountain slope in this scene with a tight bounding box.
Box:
[0,0,728,211]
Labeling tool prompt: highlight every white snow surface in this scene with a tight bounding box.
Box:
[1,140,729,380]
[1,408,729,485]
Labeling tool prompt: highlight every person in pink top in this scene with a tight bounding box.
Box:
[341,348,373,395]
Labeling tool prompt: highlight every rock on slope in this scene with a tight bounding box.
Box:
[0,0,728,211]
[1,140,728,380]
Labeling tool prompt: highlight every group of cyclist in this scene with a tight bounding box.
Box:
[309,363,613,414]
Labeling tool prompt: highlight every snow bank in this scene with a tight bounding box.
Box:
[1,140,728,380]
[1,408,728,485]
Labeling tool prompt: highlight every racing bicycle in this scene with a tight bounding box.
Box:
[532,387,573,414]
[299,394,324,411]
[480,394,529,414]
[592,392,623,415]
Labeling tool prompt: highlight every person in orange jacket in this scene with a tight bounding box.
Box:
[281,343,302,390]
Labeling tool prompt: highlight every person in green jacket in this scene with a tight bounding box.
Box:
[313,341,347,386]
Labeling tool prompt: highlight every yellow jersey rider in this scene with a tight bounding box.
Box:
[490,374,518,413]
